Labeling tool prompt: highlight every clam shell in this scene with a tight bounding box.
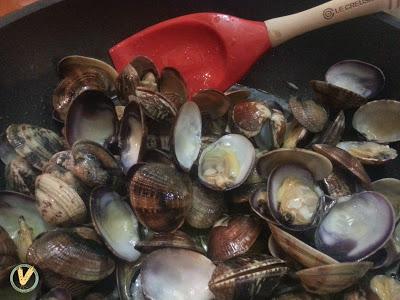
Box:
[116,258,144,300]
[160,67,188,109]
[116,63,140,105]
[269,223,338,268]
[207,215,261,262]
[26,228,115,281]
[6,124,64,171]
[224,89,251,105]
[257,148,332,181]
[372,178,400,220]
[35,174,87,226]
[141,248,215,300]
[135,231,202,253]
[186,181,225,229]
[129,163,192,232]
[42,270,96,297]
[209,254,289,300]
[323,168,353,199]
[282,121,308,149]
[312,144,371,189]
[65,90,118,147]
[90,186,141,262]
[336,141,397,165]
[310,80,368,111]
[310,110,345,146]
[352,100,400,143]
[232,101,271,137]
[297,262,372,295]
[5,155,39,196]
[289,98,328,133]
[192,89,231,119]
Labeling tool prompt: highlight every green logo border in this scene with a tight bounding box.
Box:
[9,264,39,293]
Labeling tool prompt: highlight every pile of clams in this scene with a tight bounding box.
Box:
[0,55,399,300]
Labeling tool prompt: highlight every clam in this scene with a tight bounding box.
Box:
[16,216,33,262]
[159,67,188,109]
[282,121,308,149]
[269,224,338,268]
[65,90,118,147]
[129,163,192,232]
[207,215,261,262]
[322,168,353,199]
[352,100,400,143]
[254,109,286,150]
[209,254,289,300]
[172,101,202,172]
[312,144,371,189]
[192,89,231,119]
[257,148,332,181]
[5,155,39,196]
[0,191,50,241]
[186,181,225,229]
[289,97,328,133]
[268,164,325,229]
[141,248,215,300]
[5,124,64,171]
[224,89,251,105]
[310,110,345,146]
[315,191,395,262]
[297,262,372,295]
[198,134,255,191]
[336,141,397,165]
[35,173,87,226]
[27,228,115,281]
[325,60,385,98]
[369,275,400,300]
[116,258,144,300]
[135,230,202,253]
[372,178,400,220]
[119,101,147,173]
[232,101,271,137]
[90,186,141,262]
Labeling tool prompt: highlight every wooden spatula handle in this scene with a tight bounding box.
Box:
[265,0,398,47]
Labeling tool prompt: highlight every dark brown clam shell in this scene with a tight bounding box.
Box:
[129,163,192,232]
[135,230,202,253]
[5,156,39,196]
[310,80,368,111]
[26,228,115,281]
[207,215,261,262]
[232,101,271,137]
[323,168,353,199]
[192,89,231,119]
[65,90,118,147]
[289,97,328,133]
[209,254,289,300]
[309,110,345,146]
[224,89,251,105]
[312,144,371,189]
[160,67,188,109]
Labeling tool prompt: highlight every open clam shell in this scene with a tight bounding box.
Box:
[297,262,373,295]
[289,98,328,133]
[232,101,271,138]
[209,254,289,300]
[315,191,395,262]
[325,60,385,99]
[336,141,397,165]
[192,89,231,119]
[269,224,338,268]
[257,148,332,181]
[0,191,50,241]
[282,121,308,149]
[224,89,251,105]
[27,228,115,281]
[160,67,188,109]
[198,134,255,191]
[372,178,400,220]
[119,101,147,173]
[90,186,141,262]
[141,248,215,300]
[65,90,118,147]
[173,101,202,172]
[352,100,400,143]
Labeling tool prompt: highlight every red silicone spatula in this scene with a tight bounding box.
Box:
[109,0,397,95]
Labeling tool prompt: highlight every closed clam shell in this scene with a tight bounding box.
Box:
[129,163,192,232]
[192,89,231,119]
[310,110,345,146]
[352,100,400,143]
[372,178,400,220]
[186,181,225,229]
[310,80,368,111]
[269,224,338,268]
[65,90,118,147]
[5,155,39,196]
[207,215,261,262]
[160,67,188,109]
[289,98,328,133]
[232,101,271,137]
[6,124,64,171]
[256,148,332,181]
[312,144,371,188]
[336,141,397,165]
[209,254,289,300]
[135,231,202,253]
[297,262,372,295]
[35,173,87,226]
[26,228,115,281]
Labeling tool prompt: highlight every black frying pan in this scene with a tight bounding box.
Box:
[2,0,399,185]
